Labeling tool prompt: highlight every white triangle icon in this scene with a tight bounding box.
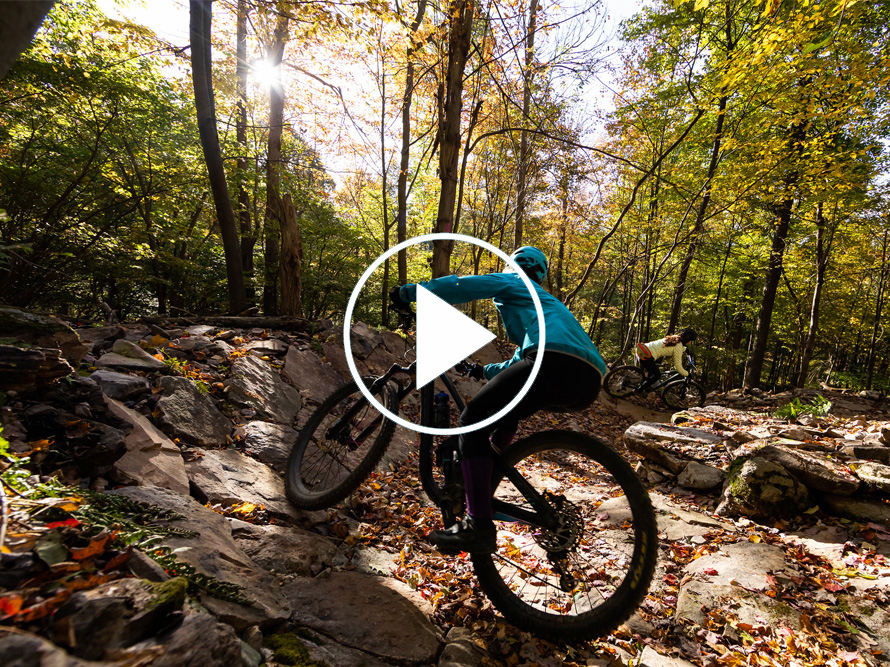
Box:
[415,284,496,389]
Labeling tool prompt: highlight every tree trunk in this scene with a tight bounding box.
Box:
[397,0,427,284]
[189,0,246,314]
[796,202,828,387]
[279,193,302,317]
[514,0,538,249]
[866,230,889,389]
[0,1,55,80]
[380,54,390,328]
[262,8,289,315]
[431,0,475,278]
[236,0,255,303]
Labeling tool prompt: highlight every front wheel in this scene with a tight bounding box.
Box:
[285,377,397,510]
[471,431,658,642]
[661,378,706,409]
[603,365,646,399]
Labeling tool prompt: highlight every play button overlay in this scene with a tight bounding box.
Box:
[415,284,496,389]
[343,232,545,436]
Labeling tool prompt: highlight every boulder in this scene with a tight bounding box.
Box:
[245,338,288,356]
[109,486,291,629]
[850,460,890,493]
[178,335,212,352]
[349,321,383,360]
[224,355,302,424]
[639,646,697,667]
[469,341,503,366]
[0,344,73,390]
[50,577,187,660]
[677,461,725,490]
[439,627,486,667]
[716,456,809,519]
[75,324,125,352]
[0,629,99,666]
[105,398,189,495]
[156,375,232,447]
[89,369,150,401]
[184,448,298,518]
[840,444,890,464]
[97,339,166,371]
[241,420,297,473]
[0,306,87,364]
[185,325,215,336]
[819,494,890,524]
[282,571,442,664]
[230,521,338,576]
[755,444,860,495]
[126,610,243,667]
[281,346,344,402]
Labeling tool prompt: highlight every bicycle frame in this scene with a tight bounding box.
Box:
[335,361,564,533]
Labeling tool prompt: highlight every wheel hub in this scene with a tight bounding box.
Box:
[534,493,584,553]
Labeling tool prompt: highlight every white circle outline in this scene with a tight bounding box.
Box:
[343,232,546,436]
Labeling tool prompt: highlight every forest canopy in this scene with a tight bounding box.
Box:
[1,0,889,392]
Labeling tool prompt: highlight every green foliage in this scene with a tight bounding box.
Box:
[265,632,328,667]
[773,394,832,420]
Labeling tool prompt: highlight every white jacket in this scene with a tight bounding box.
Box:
[640,338,688,377]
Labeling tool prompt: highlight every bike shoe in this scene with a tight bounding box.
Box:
[429,515,496,555]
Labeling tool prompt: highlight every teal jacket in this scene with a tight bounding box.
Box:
[400,273,607,380]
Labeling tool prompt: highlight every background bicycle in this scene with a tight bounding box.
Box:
[603,351,707,409]
[284,334,658,642]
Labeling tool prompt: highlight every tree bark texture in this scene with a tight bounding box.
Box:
[236,0,256,302]
[514,0,538,249]
[262,9,289,315]
[866,229,888,390]
[397,0,427,284]
[796,202,828,387]
[189,0,246,314]
[0,1,55,80]
[432,0,475,278]
[279,193,302,317]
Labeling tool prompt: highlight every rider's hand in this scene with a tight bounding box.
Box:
[389,285,410,312]
[468,363,486,381]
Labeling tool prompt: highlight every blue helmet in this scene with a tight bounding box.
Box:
[509,246,548,284]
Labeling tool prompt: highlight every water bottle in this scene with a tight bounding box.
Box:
[433,391,450,428]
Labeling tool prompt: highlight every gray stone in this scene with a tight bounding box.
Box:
[350,546,398,576]
[76,324,125,351]
[241,420,297,473]
[282,571,442,664]
[241,641,262,667]
[0,629,97,666]
[184,448,297,518]
[295,632,396,667]
[624,422,723,474]
[185,325,215,336]
[639,646,696,667]
[106,398,189,495]
[850,460,890,492]
[756,444,860,495]
[50,577,186,660]
[225,355,302,424]
[677,461,725,490]
[350,321,383,359]
[439,626,485,667]
[126,610,243,667]
[245,338,288,355]
[157,375,232,447]
[110,486,291,629]
[231,521,338,576]
[282,346,344,402]
[96,339,166,371]
[380,329,410,357]
[0,306,87,364]
[716,456,809,519]
[820,494,890,524]
[178,335,212,352]
[840,444,890,463]
[469,341,503,366]
[89,369,150,400]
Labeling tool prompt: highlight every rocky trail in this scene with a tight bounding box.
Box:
[1,307,889,666]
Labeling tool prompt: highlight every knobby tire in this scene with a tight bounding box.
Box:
[471,431,658,642]
[285,377,397,510]
[603,365,646,399]
[661,379,706,409]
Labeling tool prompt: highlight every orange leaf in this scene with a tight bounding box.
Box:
[70,530,112,561]
[0,594,23,618]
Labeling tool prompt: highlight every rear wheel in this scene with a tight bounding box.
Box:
[471,431,658,642]
[603,365,646,399]
[285,377,397,510]
[661,379,706,409]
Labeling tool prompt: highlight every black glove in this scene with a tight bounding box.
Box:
[389,285,410,311]
[468,363,486,381]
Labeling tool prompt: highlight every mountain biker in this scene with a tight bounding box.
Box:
[389,246,607,555]
[635,329,697,391]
